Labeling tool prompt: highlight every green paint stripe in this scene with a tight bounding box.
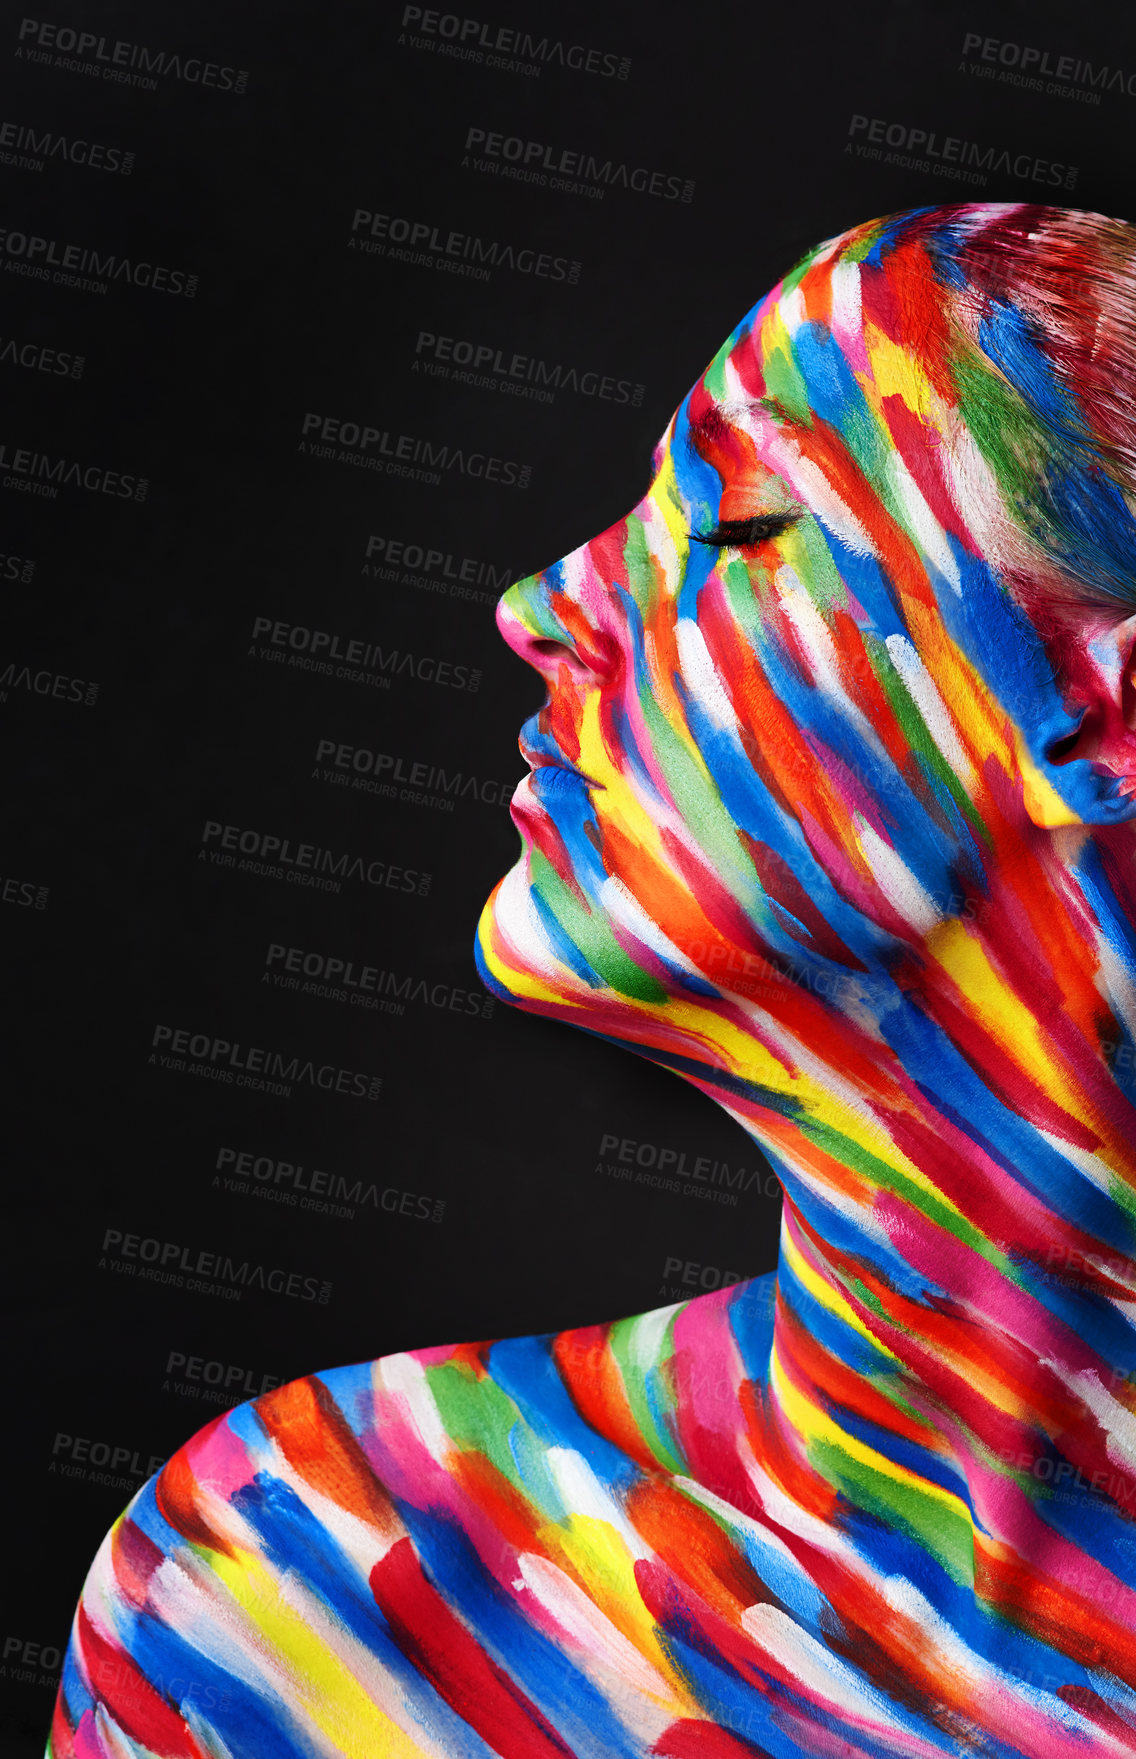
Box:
[608,1315,684,1474]
[531,847,668,1002]
[425,1362,525,1485]
[866,636,987,838]
[812,1436,975,1586]
[637,688,755,895]
[800,1117,1016,1278]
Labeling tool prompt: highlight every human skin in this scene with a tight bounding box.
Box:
[49,204,1136,1757]
[475,199,1136,1734]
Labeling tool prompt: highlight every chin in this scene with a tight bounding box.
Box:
[477,852,623,1028]
[474,858,550,1009]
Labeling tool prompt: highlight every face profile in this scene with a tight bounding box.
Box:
[51,205,1136,1759]
[479,201,1136,1037]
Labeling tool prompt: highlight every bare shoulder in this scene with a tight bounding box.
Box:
[49,1278,779,1758]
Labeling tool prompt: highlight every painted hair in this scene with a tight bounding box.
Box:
[840,205,1136,619]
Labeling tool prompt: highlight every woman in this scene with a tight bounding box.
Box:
[50,203,1136,1757]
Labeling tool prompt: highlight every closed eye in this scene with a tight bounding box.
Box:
[691,513,799,548]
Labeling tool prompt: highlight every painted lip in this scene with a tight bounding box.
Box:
[510,770,593,822]
[517,713,602,791]
[511,759,600,817]
[1089,761,1136,800]
[518,748,599,790]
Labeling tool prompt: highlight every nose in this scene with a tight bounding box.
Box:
[1044,614,1136,773]
[496,533,628,686]
[496,580,594,682]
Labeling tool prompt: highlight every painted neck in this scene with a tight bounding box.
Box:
[707,823,1136,1581]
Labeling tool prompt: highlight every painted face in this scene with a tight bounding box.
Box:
[47,205,1136,1759]
[477,205,1136,1093]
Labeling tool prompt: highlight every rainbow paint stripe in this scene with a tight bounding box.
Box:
[52,205,1136,1755]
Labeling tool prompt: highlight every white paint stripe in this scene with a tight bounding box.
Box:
[675,615,740,734]
[830,259,863,350]
[884,632,974,782]
[740,1601,911,1730]
[855,817,943,934]
[885,448,962,595]
[375,1352,451,1465]
[517,1552,675,1712]
[776,570,886,750]
[546,1447,652,1559]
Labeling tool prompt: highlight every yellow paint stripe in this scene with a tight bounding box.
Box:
[476,913,574,1008]
[654,446,693,561]
[535,1514,692,1706]
[210,1547,433,1758]
[929,918,1083,1116]
[1013,725,1088,828]
[780,1221,901,1361]
[768,1343,969,1523]
[862,328,933,415]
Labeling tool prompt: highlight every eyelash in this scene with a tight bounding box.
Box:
[690,513,799,549]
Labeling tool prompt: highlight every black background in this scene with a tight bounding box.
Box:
[4,0,1135,1747]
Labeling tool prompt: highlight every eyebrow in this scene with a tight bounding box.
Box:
[686,410,728,455]
[686,398,789,458]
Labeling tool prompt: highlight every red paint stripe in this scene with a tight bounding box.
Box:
[976,1544,1136,1689]
[369,1537,575,1759]
[76,1605,206,1759]
[633,1557,802,1699]
[111,1516,166,1612]
[654,1716,773,1757]
[627,1477,771,1623]
[747,1509,975,1717]
[48,1693,77,1759]
[154,1414,235,1559]
[257,1374,397,1530]
[448,1449,543,1558]
[553,1324,661,1474]
[1058,1683,1136,1748]
[879,393,971,548]
[774,1302,938,1454]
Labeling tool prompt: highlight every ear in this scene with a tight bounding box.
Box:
[1045,612,1136,803]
